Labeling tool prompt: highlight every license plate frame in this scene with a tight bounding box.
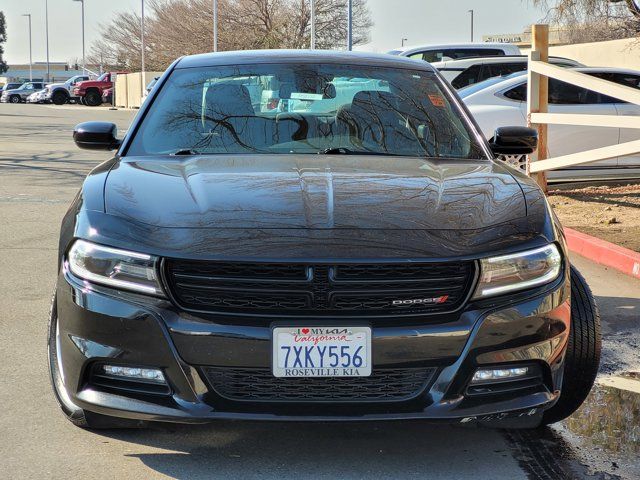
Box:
[271,325,372,378]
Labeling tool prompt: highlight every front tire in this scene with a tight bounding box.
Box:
[10,95,21,103]
[47,290,147,429]
[84,91,102,107]
[51,91,68,105]
[541,265,601,425]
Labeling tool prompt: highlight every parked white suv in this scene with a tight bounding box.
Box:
[43,75,91,105]
[432,55,583,89]
[387,42,520,63]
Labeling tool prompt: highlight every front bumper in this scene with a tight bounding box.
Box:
[55,267,570,425]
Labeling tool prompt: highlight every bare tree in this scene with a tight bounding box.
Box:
[0,11,8,75]
[88,0,372,71]
[533,0,640,43]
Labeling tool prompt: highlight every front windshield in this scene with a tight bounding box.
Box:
[458,71,526,99]
[96,73,108,82]
[127,63,486,159]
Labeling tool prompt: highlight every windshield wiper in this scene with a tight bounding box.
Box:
[171,148,201,156]
[320,147,402,156]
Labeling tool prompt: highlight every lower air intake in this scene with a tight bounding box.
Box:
[201,367,437,402]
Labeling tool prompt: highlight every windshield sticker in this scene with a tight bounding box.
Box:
[428,94,446,107]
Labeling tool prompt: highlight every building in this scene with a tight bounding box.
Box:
[0,62,102,86]
[482,26,567,48]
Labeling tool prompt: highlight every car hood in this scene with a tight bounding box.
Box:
[47,82,66,88]
[103,155,527,231]
[76,81,101,87]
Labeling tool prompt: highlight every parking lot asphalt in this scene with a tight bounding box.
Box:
[1,103,638,479]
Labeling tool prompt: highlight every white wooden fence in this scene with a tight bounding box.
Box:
[525,24,640,190]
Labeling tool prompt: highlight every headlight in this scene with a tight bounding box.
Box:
[67,239,164,296]
[472,244,562,299]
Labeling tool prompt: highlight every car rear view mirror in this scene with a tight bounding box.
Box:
[489,126,538,156]
[73,122,121,150]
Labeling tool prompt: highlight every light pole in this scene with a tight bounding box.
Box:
[141,0,146,96]
[310,0,316,49]
[468,9,474,42]
[401,37,407,47]
[213,0,218,52]
[22,14,32,81]
[73,0,86,74]
[347,0,352,51]
[45,0,50,82]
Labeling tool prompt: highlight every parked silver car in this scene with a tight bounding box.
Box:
[1,82,47,103]
[1,82,23,93]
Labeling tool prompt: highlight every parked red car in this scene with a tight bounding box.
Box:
[74,72,125,107]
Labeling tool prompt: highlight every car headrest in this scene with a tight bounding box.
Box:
[279,82,295,99]
[204,83,254,117]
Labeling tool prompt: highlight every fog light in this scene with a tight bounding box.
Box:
[471,367,529,383]
[102,365,166,384]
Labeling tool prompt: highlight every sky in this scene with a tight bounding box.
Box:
[0,0,548,64]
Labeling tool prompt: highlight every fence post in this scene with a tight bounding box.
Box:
[526,24,549,193]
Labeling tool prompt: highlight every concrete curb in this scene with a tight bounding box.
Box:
[565,227,640,279]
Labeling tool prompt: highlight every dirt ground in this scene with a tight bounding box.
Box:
[548,183,640,252]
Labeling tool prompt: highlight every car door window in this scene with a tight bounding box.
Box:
[548,79,596,105]
[590,72,640,104]
[503,83,527,102]
[451,65,483,89]
[420,49,506,63]
[442,48,505,60]
[502,79,599,104]
[487,63,526,78]
[421,51,445,62]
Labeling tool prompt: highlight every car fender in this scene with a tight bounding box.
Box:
[52,86,70,96]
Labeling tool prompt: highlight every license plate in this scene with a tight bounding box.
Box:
[272,326,371,377]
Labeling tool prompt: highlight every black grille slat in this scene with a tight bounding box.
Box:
[177,290,311,310]
[202,367,437,402]
[334,263,469,280]
[169,261,309,280]
[165,260,475,316]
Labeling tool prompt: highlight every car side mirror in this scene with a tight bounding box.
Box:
[73,122,121,150]
[489,126,538,155]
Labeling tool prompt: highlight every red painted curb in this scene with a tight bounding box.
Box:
[564,227,640,279]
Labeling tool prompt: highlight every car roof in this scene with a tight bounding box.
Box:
[430,55,581,68]
[574,66,640,75]
[390,43,519,56]
[176,49,437,71]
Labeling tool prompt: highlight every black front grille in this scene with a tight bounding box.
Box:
[202,367,437,402]
[164,260,475,316]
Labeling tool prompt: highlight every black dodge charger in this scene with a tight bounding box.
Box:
[49,50,600,429]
